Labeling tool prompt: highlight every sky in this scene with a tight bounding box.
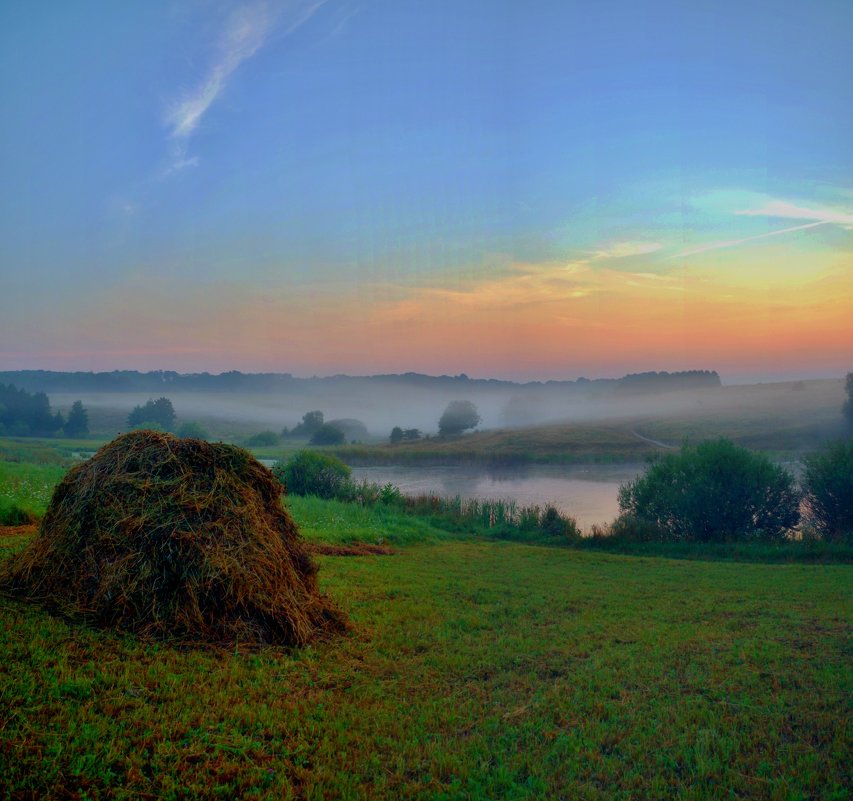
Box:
[1,0,851,383]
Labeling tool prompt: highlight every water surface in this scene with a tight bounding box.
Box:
[350,464,643,530]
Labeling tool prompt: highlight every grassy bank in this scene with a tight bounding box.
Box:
[334,424,659,466]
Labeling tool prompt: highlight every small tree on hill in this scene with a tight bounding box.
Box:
[287,411,325,438]
[438,400,481,437]
[389,426,404,444]
[128,398,175,431]
[64,401,89,437]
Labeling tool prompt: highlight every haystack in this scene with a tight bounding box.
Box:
[0,431,347,645]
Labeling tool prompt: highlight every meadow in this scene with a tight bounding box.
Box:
[0,454,851,799]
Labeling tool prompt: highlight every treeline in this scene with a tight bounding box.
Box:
[0,384,88,437]
[0,368,722,396]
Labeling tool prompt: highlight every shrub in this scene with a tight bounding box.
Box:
[130,420,165,433]
[310,424,345,446]
[844,373,853,427]
[243,431,280,447]
[273,450,352,499]
[801,439,853,542]
[178,421,211,441]
[618,439,800,542]
[0,501,38,526]
[539,505,581,540]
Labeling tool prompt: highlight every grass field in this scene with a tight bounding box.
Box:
[1,431,850,799]
[1,521,850,800]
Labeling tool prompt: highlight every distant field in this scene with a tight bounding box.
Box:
[34,378,847,466]
[337,379,849,465]
[338,424,658,465]
[1,524,849,800]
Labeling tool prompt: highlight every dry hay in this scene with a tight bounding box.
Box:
[0,431,348,645]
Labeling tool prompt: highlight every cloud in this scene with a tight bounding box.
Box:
[735,199,853,228]
[164,1,327,149]
[589,241,664,260]
[671,220,829,258]
[165,4,274,141]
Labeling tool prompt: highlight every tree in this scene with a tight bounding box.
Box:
[286,411,324,438]
[127,398,175,431]
[801,439,853,542]
[64,401,89,437]
[438,400,481,437]
[0,383,63,436]
[403,428,422,441]
[272,450,351,499]
[618,439,800,542]
[389,426,403,444]
[844,373,853,427]
[310,423,345,446]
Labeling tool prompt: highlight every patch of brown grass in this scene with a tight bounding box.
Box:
[308,542,396,556]
[0,524,37,538]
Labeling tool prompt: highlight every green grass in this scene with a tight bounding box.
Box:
[335,424,658,466]
[1,450,851,799]
[0,461,67,522]
[0,528,849,800]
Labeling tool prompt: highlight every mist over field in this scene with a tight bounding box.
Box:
[37,372,847,444]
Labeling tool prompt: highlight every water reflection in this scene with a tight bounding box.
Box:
[350,464,644,530]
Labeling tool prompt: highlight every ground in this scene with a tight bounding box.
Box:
[1,519,849,800]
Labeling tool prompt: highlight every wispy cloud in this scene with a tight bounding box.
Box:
[670,195,853,259]
[166,3,274,142]
[735,199,853,228]
[589,241,664,260]
[163,1,327,166]
[672,221,829,259]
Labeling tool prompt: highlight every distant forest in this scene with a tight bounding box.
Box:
[0,370,721,395]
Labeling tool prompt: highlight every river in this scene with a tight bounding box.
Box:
[349,464,644,530]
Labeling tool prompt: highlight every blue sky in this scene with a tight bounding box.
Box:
[1,1,851,379]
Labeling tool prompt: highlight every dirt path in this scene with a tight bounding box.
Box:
[630,430,677,450]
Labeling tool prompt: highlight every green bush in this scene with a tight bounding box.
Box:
[801,439,853,542]
[130,421,165,433]
[539,505,581,540]
[0,501,37,526]
[178,421,211,441]
[310,424,345,446]
[618,439,800,542]
[243,431,280,447]
[273,450,351,499]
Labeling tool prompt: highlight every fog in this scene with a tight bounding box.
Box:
[49,375,845,442]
